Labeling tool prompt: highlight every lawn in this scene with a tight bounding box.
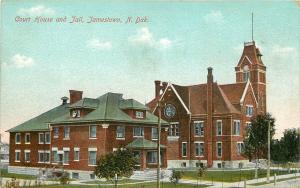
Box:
[181,169,298,183]
[0,169,36,180]
[81,179,145,184]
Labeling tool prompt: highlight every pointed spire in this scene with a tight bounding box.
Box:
[252,12,254,42]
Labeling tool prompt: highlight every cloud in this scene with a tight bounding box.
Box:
[203,10,224,24]
[129,27,172,49]
[158,38,172,49]
[272,45,295,54]
[17,5,55,16]
[10,54,35,68]
[86,39,112,50]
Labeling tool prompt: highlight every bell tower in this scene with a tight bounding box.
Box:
[235,41,266,114]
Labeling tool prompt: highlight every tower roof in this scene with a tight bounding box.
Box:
[237,41,265,67]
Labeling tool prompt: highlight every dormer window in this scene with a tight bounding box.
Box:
[135,111,144,119]
[72,109,80,118]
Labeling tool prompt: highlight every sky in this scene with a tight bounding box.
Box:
[1,0,299,143]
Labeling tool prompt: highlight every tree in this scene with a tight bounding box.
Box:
[243,113,276,161]
[94,149,138,181]
[271,128,300,163]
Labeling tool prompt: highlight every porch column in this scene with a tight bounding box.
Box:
[141,150,147,170]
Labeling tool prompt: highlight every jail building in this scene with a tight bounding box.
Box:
[8,91,168,179]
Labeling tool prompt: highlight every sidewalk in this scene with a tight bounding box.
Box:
[179,172,300,188]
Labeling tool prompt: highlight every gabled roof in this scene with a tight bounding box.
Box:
[69,98,99,109]
[7,104,70,132]
[126,138,166,149]
[219,83,247,104]
[51,92,168,125]
[148,82,242,115]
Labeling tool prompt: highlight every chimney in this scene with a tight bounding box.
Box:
[69,90,83,104]
[61,96,69,105]
[154,80,161,98]
[162,82,168,92]
[207,67,213,84]
[206,67,214,168]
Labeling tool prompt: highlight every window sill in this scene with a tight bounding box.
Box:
[53,136,58,139]
[63,138,70,140]
[63,163,70,165]
[133,136,144,138]
[147,162,158,165]
[88,164,97,167]
[152,138,158,141]
[89,137,97,140]
[195,155,204,157]
[25,143,31,144]
[15,160,20,162]
[167,136,179,141]
[74,160,79,162]
[194,135,204,137]
[116,137,125,140]
[15,143,21,145]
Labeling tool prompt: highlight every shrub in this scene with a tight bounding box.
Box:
[170,170,182,185]
[59,171,70,185]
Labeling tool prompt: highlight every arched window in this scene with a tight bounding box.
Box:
[243,65,250,82]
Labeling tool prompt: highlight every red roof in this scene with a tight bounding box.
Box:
[147,82,245,115]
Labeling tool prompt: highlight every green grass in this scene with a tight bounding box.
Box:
[250,176,300,186]
[0,169,36,180]
[81,179,144,184]
[182,169,298,183]
[23,182,208,187]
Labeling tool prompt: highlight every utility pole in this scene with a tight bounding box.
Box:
[157,100,161,188]
[267,120,270,183]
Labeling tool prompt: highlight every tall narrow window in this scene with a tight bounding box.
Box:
[169,122,180,136]
[74,148,80,161]
[45,132,50,144]
[63,151,69,164]
[133,127,144,137]
[15,150,20,162]
[195,142,204,157]
[24,150,30,162]
[89,125,97,138]
[216,120,222,136]
[53,127,59,138]
[236,142,244,155]
[52,151,58,163]
[217,142,222,157]
[64,127,70,139]
[15,133,21,144]
[182,142,187,157]
[152,127,158,140]
[243,65,250,82]
[116,126,125,138]
[88,150,97,165]
[194,121,204,136]
[25,133,30,144]
[246,105,254,116]
[39,133,45,144]
[233,120,241,135]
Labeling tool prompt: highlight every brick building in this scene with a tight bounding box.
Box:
[7,92,168,179]
[147,41,266,168]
